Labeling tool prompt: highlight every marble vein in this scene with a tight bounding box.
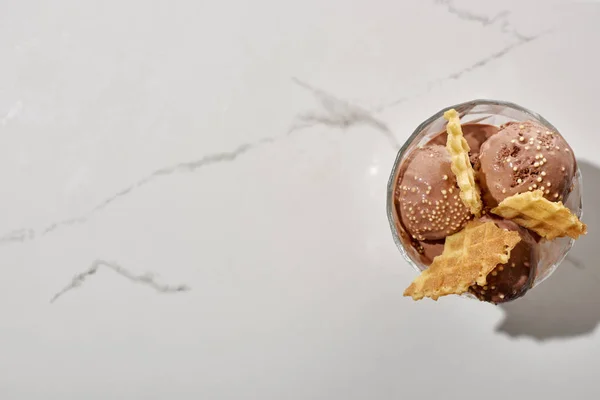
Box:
[442,34,540,81]
[0,137,277,246]
[50,259,190,303]
[1,76,396,246]
[435,0,508,25]
[291,78,400,149]
[434,0,533,41]
[379,29,549,111]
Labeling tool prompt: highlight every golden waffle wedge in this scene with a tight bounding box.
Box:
[444,109,483,216]
[491,190,587,240]
[404,221,521,301]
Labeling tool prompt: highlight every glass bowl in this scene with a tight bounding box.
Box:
[386,99,583,291]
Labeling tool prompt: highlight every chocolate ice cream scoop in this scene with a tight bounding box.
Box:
[470,216,539,304]
[406,238,444,266]
[426,123,500,156]
[395,145,471,241]
[478,121,576,207]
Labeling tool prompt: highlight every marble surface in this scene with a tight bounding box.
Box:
[1,0,600,398]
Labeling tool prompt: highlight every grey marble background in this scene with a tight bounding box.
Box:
[1,0,600,399]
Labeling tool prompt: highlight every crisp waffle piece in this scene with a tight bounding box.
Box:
[404,221,521,301]
[444,109,483,216]
[491,190,587,240]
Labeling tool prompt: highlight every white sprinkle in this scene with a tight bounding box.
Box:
[554,193,559,198]
[511,139,516,143]
[519,125,525,129]
[441,190,447,195]
[545,189,550,194]
[517,178,523,184]
[502,188,507,194]
[537,177,542,182]
[513,166,518,171]
[541,171,546,176]
[547,182,551,187]
[534,162,540,167]
[519,137,525,142]
[537,145,541,150]
[442,175,448,180]
[561,166,566,172]
[525,146,530,150]
[533,184,537,189]
[528,186,533,191]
